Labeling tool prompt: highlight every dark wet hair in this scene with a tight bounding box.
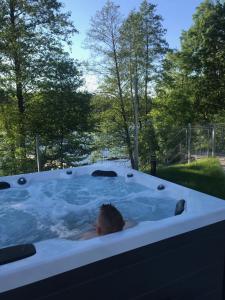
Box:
[98,204,125,235]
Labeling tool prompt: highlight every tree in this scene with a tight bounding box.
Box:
[119,2,167,168]
[0,0,76,113]
[86,0,167,169]
[139,0,167,115]
[151,51,196,162]
[119,11,143,169]
[0,0,77,174]
[178,0,225,120]
[85,0,135,168]
[27,55,92,169]
[153,0,225,162]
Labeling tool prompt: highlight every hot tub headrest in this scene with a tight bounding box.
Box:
[0,244,36,265]
[92,170,117,177]
[175,199,186,216]
[127,173,133,178]
[0,182,10,190]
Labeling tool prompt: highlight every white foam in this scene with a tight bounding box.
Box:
[0,175,177,248]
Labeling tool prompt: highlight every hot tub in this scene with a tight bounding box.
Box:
[1,162,225,300]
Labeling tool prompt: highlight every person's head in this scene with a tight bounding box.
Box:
[96,204,125,236]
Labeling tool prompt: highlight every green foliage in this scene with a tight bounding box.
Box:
[152,0,225,162]
[151,51,195,161]
[2,0,225,175]
[26,56,93,170]
[88,0,167,168]
[0,0,77,112]
[139,119,159,166]
[0,102,36,175]
[27,89,92,170]
[179,0,225,118]
[91,93,129,151]
[0,0,92,175]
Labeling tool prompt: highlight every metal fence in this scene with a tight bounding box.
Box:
[0,123,224,175]
[162,123,225,165]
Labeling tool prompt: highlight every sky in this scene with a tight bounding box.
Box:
[61,0,203,91]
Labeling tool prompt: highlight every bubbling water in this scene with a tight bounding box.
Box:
[0,175,177,247]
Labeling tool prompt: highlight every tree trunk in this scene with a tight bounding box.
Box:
[133,74,139,170]
[9,0,27,173]
[112,39,135,168]
[15,72,25,114]
[143,31,157,161]
[144,35,150,115]
[10,1,25,113]
[59,133,64,168]
[129,50,139,170]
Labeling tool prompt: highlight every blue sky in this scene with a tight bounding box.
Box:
[62,0,203,61]
[61,0,203,91]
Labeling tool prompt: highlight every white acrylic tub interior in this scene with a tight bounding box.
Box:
[1,161,225,293]
[0,171,178,247]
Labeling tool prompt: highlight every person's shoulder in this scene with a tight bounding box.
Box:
[79,230,97,240]
[124,220,137,230]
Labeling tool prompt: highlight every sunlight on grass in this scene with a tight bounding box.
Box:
[151,158,225,200]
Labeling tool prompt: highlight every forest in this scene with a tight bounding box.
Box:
[0,0,225,175]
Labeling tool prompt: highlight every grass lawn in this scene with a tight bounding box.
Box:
[147,158,225,200]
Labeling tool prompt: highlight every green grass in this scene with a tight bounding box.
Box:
[146,158,225,200]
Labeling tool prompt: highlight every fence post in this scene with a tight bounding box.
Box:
[188,123,191,164]
[212,125,215,157]
[35,135,41,172]
[207,128,210,157]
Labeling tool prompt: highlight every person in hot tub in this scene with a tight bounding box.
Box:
[81,203,126,239]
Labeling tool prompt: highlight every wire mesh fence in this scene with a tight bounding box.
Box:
[160,127,188,164]
[0,134,37,176]
[161,124,225,165]
[0,123,224,176]
[0,133,128,176]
